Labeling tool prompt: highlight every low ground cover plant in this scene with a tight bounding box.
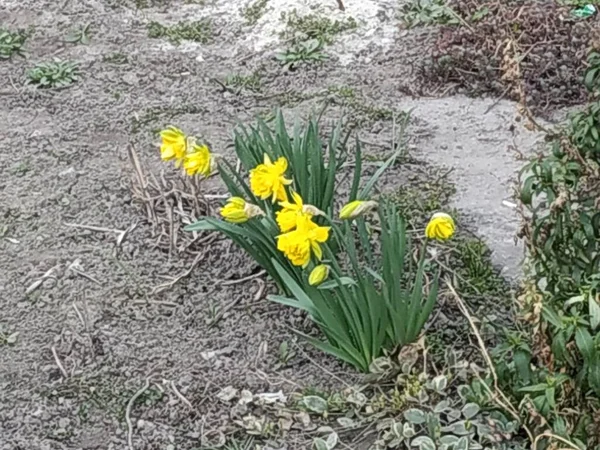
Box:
[503,51,600,447]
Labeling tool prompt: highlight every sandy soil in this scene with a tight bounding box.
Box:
[1,0,555,448]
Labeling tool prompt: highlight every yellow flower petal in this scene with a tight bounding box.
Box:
[277,215,330,266]
[159,126,187,166]
[276,209,299,232]
[184,144,213,177]
[249,155,292,203]
[425,212,455,240]
[220,197,264,223]
[276,190,313,232]
[339,200,378,220]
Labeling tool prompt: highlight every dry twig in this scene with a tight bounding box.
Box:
[151,250,208,294]
[446,278,583,449]
[444,278,533,441]
[128,144,211,256]
[26,265,60,295]
[220,270,266,286]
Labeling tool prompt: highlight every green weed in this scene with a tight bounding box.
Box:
[401,0,460,28]
[10,160,31,177]
[224,71,262,92]
[276,39,327,70]
[102,52,129,65]
[326,85,396,124]
[274,340,296,369]
[131,104,209,133]
[453,237,504,295]
[135,0,165,7]
[147,19,212,44]
[65,23,92,45]
[0,325,19,346]
[281,9,357,44]
[27,60,80,88]
[240,0,270,25]
[0,28,28,59]
[387,175,454,227]
[558,0,600,6]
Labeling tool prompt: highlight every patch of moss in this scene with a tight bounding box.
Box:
[131,104,209,133]
[224,71,263,92]
[240,0,270,25]
[147,19,212,44]
[281,9,357,44]
[326,85,397,125]
[102,52,129,64]
[452,236,507,297]
[386,171,455,228]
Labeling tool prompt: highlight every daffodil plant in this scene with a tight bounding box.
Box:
[270,202,455,371]
[181,111,403,292]
[159,111,456,370]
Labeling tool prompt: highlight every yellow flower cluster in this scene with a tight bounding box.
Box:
[159,124,457,275]
[277,214,330,267]
[219,153,331,269]
[159,126,214,177]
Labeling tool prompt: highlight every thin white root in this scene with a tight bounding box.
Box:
[126,379,150,450]
[51,346,69,379]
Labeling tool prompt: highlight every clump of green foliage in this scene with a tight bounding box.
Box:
[510,50,600,447]
[103,52,129,65]
[240,0,270,25]
[326,85,395,124]
[281,9,357,44]
[0,28,28,59]
[376,372,519,450]
[276,10,356,72]
[401,0,460,28]
[65,23,92,45]
[224,71,262,92]
[276,39,327,70]
[27,60,80,88]
[147,19,212,44]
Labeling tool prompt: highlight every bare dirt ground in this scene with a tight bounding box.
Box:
[0,0,560,448]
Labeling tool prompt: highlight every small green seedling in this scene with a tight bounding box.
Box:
[274,340,296,369]
[0,28,27,59]
[65,23,92,45]
[147,19,213,44]
[276,39,327,70]
[241,0,270,25]
[0,325,19,346]
[27,60,80,88]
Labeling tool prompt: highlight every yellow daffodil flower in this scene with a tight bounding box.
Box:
[339,200,378,220]
[277,215,330,267]
[277,232,311,267]
[249,154,293,203]
[220,197,264,223]
[308,264,330,286]
[160,126,187,167]
[276,191,324,232]
[425,212,455,241]
[184,143,213,177]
